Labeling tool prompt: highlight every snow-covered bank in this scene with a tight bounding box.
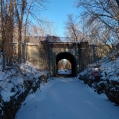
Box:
[0,61,48,102]
[0,60,49,119]
[78,51,119,82]
[77,52,119,105]
[15,77,119,119]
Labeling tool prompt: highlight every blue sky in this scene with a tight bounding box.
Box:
[41,0,81,37]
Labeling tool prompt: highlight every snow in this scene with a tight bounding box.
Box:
[78,55,119,82]
[58,69,72,75]
[1,91,16,102]
[20,61,47,79]
[0,60,48,102]
[99,56,119,81]
[0,50,119,118]
[15,77,119,119]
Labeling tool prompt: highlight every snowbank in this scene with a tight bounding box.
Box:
[0,61,48,102]
[77,52,119,104]
[78,55,119,82]
[0,56,50,118]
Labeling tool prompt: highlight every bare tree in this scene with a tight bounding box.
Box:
[0,0,15,71]
[83,19,112,44]
[0,0,48,72]
[64,14,81,42]
[14,0,26,64]
[76,0,119,40]
[29,18,58,37]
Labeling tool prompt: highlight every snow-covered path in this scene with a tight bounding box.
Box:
[15,77,119,119]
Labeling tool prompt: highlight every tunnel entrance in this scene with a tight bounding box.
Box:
[56,52,77,76]
[57,59,72,75]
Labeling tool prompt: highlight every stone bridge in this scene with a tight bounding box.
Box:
[22,36,113,76]
[48,42,89,76]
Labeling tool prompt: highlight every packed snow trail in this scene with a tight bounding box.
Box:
[15,77,119,119]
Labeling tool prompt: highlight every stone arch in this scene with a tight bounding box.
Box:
[56,52,77,76]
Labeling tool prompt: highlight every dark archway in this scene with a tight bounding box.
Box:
[56,52,77,76]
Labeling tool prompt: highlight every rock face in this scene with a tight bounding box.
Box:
[0,73,50,119]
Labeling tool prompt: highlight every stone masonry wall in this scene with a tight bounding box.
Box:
[89,45,112,63]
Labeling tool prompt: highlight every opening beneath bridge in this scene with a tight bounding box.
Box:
[57,59,72,75]
[56,52,77,77]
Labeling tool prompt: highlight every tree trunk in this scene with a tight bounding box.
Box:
[1,0,5,71]
[23,25,27,63]
[18,21,22,64]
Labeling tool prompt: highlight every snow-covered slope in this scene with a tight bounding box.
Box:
[0,60,48,102]
[77,52,119,105]
[78,54,119,82]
